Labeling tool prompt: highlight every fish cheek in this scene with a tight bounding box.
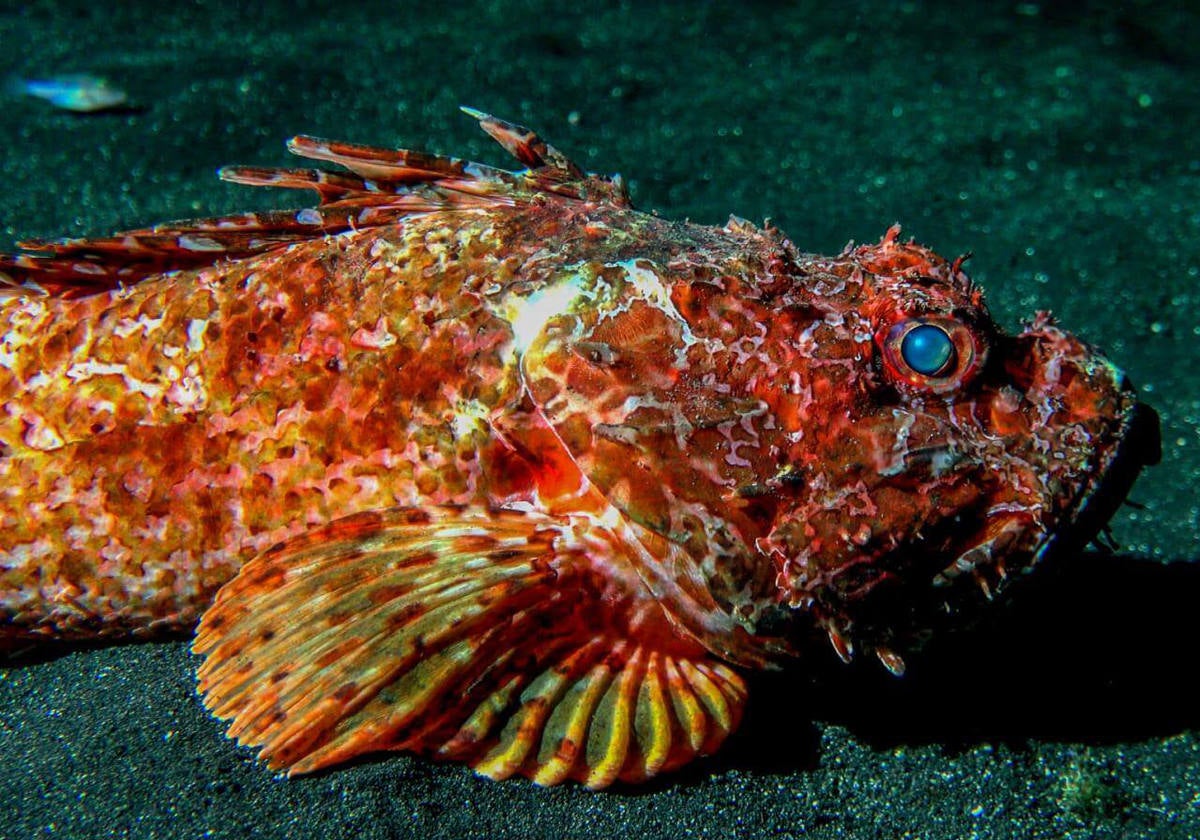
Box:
[770,405,973,599]
[984,386,1033,438]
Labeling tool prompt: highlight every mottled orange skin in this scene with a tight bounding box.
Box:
[0,115,1157,785]
[1,198,1148,656]
[0,195,779,652]
[1,208,553,637]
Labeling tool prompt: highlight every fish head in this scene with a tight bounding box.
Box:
[759,226,1160,665]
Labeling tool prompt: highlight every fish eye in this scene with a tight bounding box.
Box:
[877,317,985,394]
[900,324,955,376]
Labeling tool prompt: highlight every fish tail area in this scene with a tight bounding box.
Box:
[193,505,746,788]
[0,108,628,300]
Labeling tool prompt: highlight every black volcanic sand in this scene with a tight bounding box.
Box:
[2,2,1199,838]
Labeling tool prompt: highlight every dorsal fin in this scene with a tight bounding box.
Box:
[0,109,630,300]
[460,106,585,179]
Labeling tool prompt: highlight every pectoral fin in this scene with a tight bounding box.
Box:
[192,506,747,787]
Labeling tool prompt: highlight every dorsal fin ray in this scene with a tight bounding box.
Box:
[283,133,520,187]
[215,166,378,203]
[0,109,629,300]
[459,106,585,178]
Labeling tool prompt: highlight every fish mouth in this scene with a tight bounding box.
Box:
[933,388,1161,593]
[1029,396,1161,566]
[827,384,1161,664]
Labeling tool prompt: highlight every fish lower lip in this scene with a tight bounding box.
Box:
[1035,398,1161,564]
[937,396,1161,586]
[1126,401,1162,467]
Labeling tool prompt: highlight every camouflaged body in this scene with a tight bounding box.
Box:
[0,114,1156,786]
[0,196,1145,663]
[0,198,790,650]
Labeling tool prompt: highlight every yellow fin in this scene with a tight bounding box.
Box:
[193,505,747,787]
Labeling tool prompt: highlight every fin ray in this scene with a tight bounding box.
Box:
[193,505,747,787]
[2,109,623,299]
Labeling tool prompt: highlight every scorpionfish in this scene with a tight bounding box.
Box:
[0,109,1159,787]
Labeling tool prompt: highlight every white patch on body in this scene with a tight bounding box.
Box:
[501,272,587,355]
[350,317,397,350]
[65,360,163,400]
[21,413,64,451]
[114,312,167,339]
[450,399,490,439]
[185,319,209,352]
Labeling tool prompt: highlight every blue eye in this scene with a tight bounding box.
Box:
[900,324,956,376]
[879,317,982,393]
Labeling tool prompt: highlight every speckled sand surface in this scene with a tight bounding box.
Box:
[2,2,1198,838]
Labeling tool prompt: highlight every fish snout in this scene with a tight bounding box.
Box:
[999,322,1143,433]
[996,321,1161,563]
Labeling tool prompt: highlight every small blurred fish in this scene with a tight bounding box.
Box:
[7,73,129,112]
